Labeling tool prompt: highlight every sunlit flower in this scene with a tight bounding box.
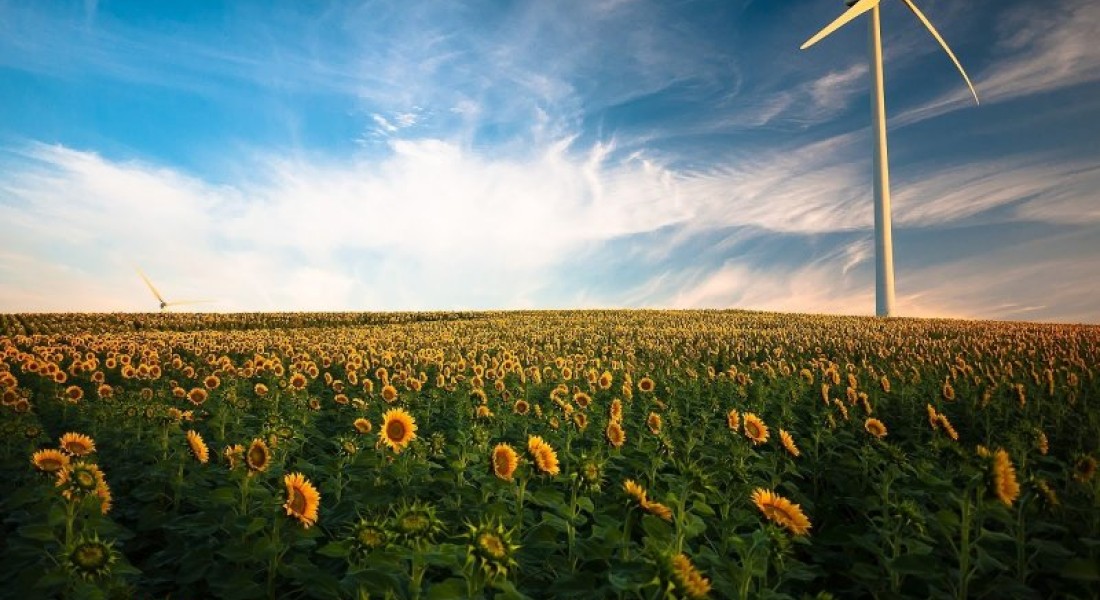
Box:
[492,443,519,481]
[864,418,888,439]
[186,430,209,464]
[283,472,320,528]
[380,408,417,453]
[59,432,96,457]
[751,488,811,536]
[743,413,769,445]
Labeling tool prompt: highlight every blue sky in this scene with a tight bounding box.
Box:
[1,0,1099,321]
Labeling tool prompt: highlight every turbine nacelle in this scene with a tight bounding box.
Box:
[137,268,212,312]
[802,0,979,105]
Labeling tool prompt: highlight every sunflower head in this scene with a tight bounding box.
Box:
[991,448,1020,506]
[864,418,888,439]
[393,501,444,546]
[223,444,244,469]
[743,413,769,445]
[353,417,372,434]
[64,534,118,581]
[1075,455,1097,483]
[527,436,560,476]
[491,442,519,481]
[59,432,96,457]
[466,518,520,581]
[576,455,605,492]
[350,517,390,560]
[283,472,321,528]
[56,462,106,501]
[380,408,418,453]
[751,488,812,536]
[246,438,272,473]
[779,429,800,457]
[666,552,712,599]
[186,430,210,464]
[606,421,626,448]
[646,412,663,435]
[32,449,70,473]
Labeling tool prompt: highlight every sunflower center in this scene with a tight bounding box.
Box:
[747,423,761,437]
[75,470,98,490]
[386,420,407,441]
[357,526,385,548]
[287,488,307,514]
[478,532,507,560]
[402,513,429,535]
[71,542,109,570]
[40,458,63,471]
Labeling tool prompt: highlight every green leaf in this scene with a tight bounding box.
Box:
[18,523,57,542]
[1060,558,1100,582]
[316,540,351,558]
[427,579,467,600]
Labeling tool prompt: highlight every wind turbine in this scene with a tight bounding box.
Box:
[801,0,979,317]
[136,268,212,312]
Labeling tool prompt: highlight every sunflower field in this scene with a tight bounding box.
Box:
[1,310,1098,599]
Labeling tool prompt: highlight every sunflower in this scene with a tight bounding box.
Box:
[59,432,96,457]
[992,448,1020,506]
[527,436,560,476]
[381,384,399,403]
[609,398,623,423]
[394,501,444,545]
[491,443,519,481]
[468,519,520,580]
[597,371,613,390]
[1036,431,1049,455]
[64,534,117,581]
[644,500,673,521]
[623,479,648,504]
[647,412,663,435]
[203,375,220,390]
[64,386,84,402]
[254,383,269,397]
[289,372,308,391]
[572,411,588,430]
[186,430,209,464]
[637,377,655,393]
[779,429,800,457]
[864,418,888,439]
[283,472,320,528]
[353,417,372,434]
[727,409,741,432]
[187,388,208,406]
[94,480,112,515]
[477,405,494,419]
[751,488,812,536]
[743,413,769,445]
[380,408,417,453]
[1074,456,1097,483]
[57,462,105,501]
[669,553,712,600]
[513,399,530,415]
[573,392,591,410]
[936,414,959,441]
[350,518,389,558]
[926,404,939,430]
[32,449,70,473]
[224,444,244,469]
[246,438,272,472]
[606,421,626,448]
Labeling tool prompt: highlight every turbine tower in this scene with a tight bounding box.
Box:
[801,0,979,317]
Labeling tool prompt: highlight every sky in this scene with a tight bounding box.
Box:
[1,0,1099,322]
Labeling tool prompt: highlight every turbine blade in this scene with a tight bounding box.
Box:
[136,268,167,304]
[900,0,979,104]
[801,0,882,50]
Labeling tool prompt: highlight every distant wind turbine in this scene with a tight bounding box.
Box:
[801,0,979,317]
[136,268,212,312]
